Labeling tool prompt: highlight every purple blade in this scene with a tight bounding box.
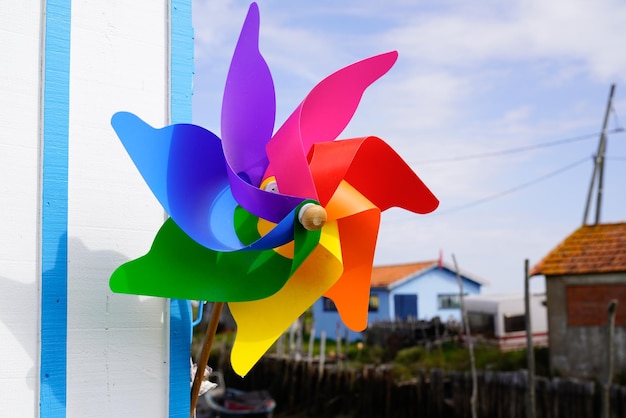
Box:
[226,164,306,224]
[221,2,275,187]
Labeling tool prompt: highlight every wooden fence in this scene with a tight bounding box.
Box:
[217,356,626,418]
[363,318,458,357]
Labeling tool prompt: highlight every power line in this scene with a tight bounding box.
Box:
[410,128,623,165]
[436,156,590,214]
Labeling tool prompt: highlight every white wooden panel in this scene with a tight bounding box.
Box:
[67,1,170,416]
[0,2,43,416]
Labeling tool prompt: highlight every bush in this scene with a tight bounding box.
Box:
[388,342,552,381]
[395,346,427,365]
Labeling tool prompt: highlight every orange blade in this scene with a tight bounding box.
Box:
[324,181,380,331]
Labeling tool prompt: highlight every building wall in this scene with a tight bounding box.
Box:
[0,1,192,416]
[312,289,391,342]
[389,268,481,322]
[312,269,481,343]
[546,273,626,380]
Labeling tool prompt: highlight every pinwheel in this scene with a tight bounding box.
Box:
[110,1,438,383]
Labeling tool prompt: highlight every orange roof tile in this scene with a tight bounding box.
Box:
[531,222,626,277]
[370,261,436,287]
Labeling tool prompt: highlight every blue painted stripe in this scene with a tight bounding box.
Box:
[169,299,192,417]
[169,1,194,417]
[40,0,71,417]
[170,0,194,125]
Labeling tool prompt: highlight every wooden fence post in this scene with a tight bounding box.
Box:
[307,321,316,365]
[318,330,326,377]
[602,299,618,418]
[524,259,537,418]
[453,254,478,418]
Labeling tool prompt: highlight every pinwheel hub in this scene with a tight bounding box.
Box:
[261,177,279,193]
[298,203,327,231]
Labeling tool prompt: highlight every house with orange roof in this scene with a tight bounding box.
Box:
[531,222,626,380]
[312,259,487,342]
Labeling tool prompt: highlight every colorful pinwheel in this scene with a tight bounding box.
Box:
[110,2,438,377]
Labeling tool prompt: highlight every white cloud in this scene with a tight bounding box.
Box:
[192,0,247,61]
[381,0,626,83]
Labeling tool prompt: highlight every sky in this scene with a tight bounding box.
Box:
[191,0,626,295]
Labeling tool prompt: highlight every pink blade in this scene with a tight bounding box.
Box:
[266,52,398,199]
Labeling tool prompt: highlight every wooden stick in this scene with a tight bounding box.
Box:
[190,301,224,418]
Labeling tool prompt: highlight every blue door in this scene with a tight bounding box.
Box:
[394,294,418,321]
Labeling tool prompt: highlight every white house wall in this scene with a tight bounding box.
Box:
[0,2,43,415]
[389,268,481,322]
[0,1,193,416]
[66,2,170,416]
[312,268,482,343]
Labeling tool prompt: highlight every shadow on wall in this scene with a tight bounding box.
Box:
[2,235,179,410]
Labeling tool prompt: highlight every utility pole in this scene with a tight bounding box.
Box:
[453,254,477,418]
[583,84,615,225]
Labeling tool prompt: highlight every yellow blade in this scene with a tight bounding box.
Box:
[228,220,343,376]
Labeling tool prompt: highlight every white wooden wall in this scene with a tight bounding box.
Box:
[1,2,43,415]
[0,1,193,417]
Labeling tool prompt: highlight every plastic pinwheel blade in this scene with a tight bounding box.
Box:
[221,1,275,187]
[308,136,439,213]
[265,51,399,200]
[111,111,304,251]
[303,137,438,331]
[110,208,320,302]
[321,180,381,331]
[229,220,343,376]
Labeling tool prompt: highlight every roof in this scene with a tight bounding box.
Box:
[531,222,626,277]
[370,261,436,287]
[370,260,488,289]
